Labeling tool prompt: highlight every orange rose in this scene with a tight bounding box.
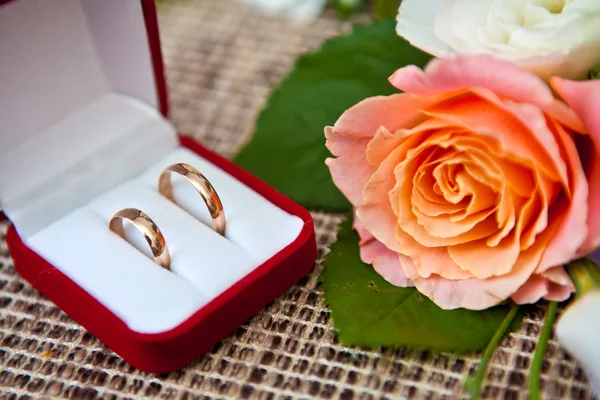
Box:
[325,56,600,310]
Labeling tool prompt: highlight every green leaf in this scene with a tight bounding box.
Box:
[234,21,432,211]
[321,218,523,353]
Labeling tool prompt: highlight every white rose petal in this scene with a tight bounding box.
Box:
[396,0,600,80]
[395,0,453,57]
[555,291,600,396]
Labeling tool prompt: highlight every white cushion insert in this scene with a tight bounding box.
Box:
[25,148,304,334]
[27,209,209,333]
[88,181,256,299]
[0,94,178,238]
[139,148,306,264]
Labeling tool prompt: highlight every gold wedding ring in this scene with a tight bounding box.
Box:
[109,208,171,269]
[158,163,226,236]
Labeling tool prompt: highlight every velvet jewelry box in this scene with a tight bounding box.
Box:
[0,0,316,373]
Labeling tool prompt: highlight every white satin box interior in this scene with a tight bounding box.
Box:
[0,0,307,340]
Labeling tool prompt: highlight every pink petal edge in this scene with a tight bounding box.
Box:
[353,217,413,287]
[551,78,600,255]
[325,94,433,207]
[511,267,574,304]
[389,56,554,106]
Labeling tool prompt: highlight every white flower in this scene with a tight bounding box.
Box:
[555,291,600,395]
[396,0,600,80]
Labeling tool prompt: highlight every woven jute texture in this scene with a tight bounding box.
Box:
[0,1,597,399]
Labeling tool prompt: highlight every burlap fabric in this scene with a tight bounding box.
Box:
[0,1,597,398]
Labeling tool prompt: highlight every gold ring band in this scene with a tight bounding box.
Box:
[158,163,226,236]
[109,208,171,269]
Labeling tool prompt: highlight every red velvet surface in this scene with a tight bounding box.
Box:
[6,136,317,373]
[141,0,170,118]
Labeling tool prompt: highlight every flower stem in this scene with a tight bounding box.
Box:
[465,305,520,400]
[529,301,559,400]
[567,258,600,300]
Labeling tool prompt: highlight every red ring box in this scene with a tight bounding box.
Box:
[1,0,316,373]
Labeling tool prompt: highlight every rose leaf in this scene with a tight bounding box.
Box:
[233,21,432,211]
[321,218,524,353]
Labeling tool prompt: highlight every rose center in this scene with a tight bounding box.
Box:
[533,0,566,14]
[443,166,460,194]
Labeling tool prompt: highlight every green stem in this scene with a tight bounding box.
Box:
[465,305,520,400]
[566,258,600,300]
[529,301,559,400]
[374,0,400,21]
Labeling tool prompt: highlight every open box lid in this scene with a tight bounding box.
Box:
[0,0,173,237]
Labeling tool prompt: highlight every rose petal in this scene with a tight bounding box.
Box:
[537,119,588,272]
[395,0,454,58]
[366,117,453,166]
[542,98,586,133]
[412,180,468,217]
[510,275,551,304]
[452,133,536,198]
[541,281,573,301]
[330,94,431,139]
[425,92,567,185]
[395,226,474,280]
[389,56,554,106]
[353,212,374,244]
[353,217,413,287]
[360,240,414,287]
[394,145,500,247]
[325,94,442,207]
[542,266,573,287]
[519,43,600,82]
[551,78,600,255]
[448,234,520,279]
[417,164,498,238]
[399,1,600,80]
[434,0,493,54]
[357,126,438,252]
[487,185,517,246]
[400,225,554,309]
[325,129,374,207]
[501,100,569,188]
[511,266,574,304]
[424,96,564,251]
[515,185,545,250]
